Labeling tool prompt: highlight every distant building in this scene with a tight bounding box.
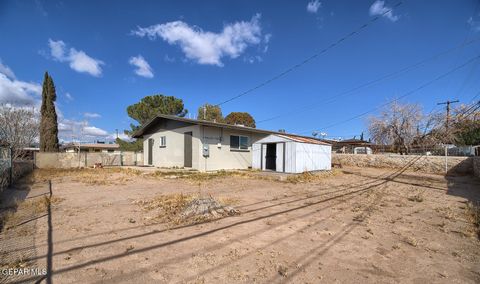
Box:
[62,143,120,153]
[333,138,373,154]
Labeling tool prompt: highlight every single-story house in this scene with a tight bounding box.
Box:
[132,114,331,173]
[333,138,373,154]
[62,143,121,153]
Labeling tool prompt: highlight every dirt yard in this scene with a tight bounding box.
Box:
[1,166,479,283]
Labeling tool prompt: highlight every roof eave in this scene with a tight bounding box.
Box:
[130,114,331,145]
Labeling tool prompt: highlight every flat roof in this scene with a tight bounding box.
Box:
[132,114,331,145]
[63,143,120,149]
[277,134,329,145]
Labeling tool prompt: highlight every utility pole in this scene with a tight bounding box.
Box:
[437,100,459,132]
[115,129,119,139]
[437,100,459,174]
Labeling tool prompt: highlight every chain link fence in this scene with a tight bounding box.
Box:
[334,144,480,157]
[0,147,12,191]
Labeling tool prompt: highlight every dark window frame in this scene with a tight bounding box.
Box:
[230,135,249,151]
[159,136,167,148]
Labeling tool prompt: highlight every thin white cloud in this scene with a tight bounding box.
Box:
[0,61,41,106]
[106,132,132,141]
[83,126,108,136]
[0,59,16,79]
[307,0,322,13]
[65,92,73,101]
[369,0,399,22]
[164,54,176,63]
[129,55,154,78]
[468,17,480,32]
[58,118,110,141]
[262,33,272,53]
[132,14,263,66]
[244,55,263,64]
[48,39,104,77]
[83,112,101,119]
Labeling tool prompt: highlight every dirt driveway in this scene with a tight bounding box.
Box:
[1,166,479,283]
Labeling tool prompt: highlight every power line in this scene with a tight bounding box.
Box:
[437,100,460,132]
[257,37,480,124]
[295,54,480,134]
[215,1,403,106]
[459,102,480,119]
[420,91,480,133]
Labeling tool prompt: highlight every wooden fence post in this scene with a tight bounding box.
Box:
[8,147,13,187]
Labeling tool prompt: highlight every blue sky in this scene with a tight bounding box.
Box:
[0,0,479,142]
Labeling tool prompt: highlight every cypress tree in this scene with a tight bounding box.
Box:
[39,72,59,152]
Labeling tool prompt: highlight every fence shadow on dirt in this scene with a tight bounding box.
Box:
[0,175,33,232]
[0,174,50,284]
[445,157,480,204]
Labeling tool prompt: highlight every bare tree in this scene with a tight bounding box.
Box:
[368,102,423,154]
[0,105,39,159]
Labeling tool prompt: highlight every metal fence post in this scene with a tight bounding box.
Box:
[444,145,448,174]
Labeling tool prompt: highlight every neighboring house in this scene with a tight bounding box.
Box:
[62,143,121,153]
[333,138,373,154]
[21,147,40,160]
[132,114,332,173]
[448,145,480,156]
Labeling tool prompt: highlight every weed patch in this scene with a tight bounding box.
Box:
[33,168,142,185]
[285,170,340,184]
[465,202,480,239]
[407,194,424,202]
[134,193,239,225]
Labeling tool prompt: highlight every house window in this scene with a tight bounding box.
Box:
[230,135,249,150]
[160,136,166,148]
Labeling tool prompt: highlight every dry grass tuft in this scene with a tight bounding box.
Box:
[277,265,288,277]
[435,206,456,220]
[285,169,340,184]
[465,202,480,239]
[1,194,64,231]
[134,193,196,223]
[407,194,424,202]
[0,210,15,230]
[0,256,29,269]
[404,236,418,247]
[147,170,247,182]
[134,193,238,225]
[32,168,142,185]
[22,195,64,213]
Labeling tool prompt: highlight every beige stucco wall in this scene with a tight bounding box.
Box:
[143,120,201,169]
[36,153,85,168]
[332,153,473,175]
[198,126,266,171]
[35,152,143,168]
[142,120,268,171]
